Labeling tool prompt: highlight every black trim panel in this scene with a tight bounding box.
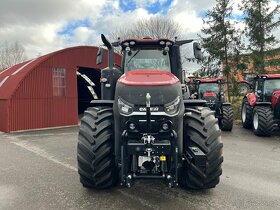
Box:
[184,99,206,106]
[90,100,114,106]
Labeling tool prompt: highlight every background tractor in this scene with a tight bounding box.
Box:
[238,73,255,95]
[241,74,280,136]
[192,78,233,131]
[77,34,223,190]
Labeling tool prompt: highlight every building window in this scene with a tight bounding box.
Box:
[53,68,66,97]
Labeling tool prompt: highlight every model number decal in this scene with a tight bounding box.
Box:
[139,107,159,112]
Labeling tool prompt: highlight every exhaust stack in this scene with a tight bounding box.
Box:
[101,34,114,70]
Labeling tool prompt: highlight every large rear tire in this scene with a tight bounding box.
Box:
[253,106,274,137]
[77,107,117,189]
[220,105,233,131]
[180,107,223,189]
[238,82,250,95]
[241,98,253,129]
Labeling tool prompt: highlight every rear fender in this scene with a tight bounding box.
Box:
[272,90,280,109]
[246,93,257,107]
[238,80,250,84]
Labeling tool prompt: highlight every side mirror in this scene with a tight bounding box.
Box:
[193,42,202,60]
[256,90,262,96]
[96,47,104,65]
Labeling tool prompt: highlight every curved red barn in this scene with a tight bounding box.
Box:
[0,46,121,132]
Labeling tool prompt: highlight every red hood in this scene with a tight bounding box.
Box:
[118,70,180,86]
[203,92,216,97]
[272,90,280,109]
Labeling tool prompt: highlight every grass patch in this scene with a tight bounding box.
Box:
[231,96,243,125]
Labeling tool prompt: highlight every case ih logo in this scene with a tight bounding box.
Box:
[139,107,159,112]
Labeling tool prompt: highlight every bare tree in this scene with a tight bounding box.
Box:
[0,41,27,70]
[109,16,182,41]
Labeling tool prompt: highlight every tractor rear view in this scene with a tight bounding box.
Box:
[77,34,223,190]
[193,78,233,131]
[242,74,280,136]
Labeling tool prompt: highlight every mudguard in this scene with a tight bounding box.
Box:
[272,90,280,109]
[238,80,251,84]
[246,93,257,107]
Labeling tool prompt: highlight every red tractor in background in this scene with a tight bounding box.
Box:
[242,74,280,136]
[193,78,234,131]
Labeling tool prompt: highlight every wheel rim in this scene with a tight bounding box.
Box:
[240,86,248,95]
[253,112,259,130]
[239,84,249,95]
[242,104,246,122]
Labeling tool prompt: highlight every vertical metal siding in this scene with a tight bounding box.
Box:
[9,63,77,132]
[0,100,8,132]
[6,47,121,132]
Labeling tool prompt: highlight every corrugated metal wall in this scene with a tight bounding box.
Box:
[2,47,121,132]
[0,100,8,132]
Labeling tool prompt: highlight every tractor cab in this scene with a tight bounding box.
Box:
[119,37,200,84]
[253,74,280,102]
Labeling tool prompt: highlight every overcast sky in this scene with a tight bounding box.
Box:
[0,0,279,70]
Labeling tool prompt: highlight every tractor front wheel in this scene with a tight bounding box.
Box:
[220,105,233,131]
[253,106,274,137]
[77,107,117,189]
[180,107,223,189]
[241,98,253,129]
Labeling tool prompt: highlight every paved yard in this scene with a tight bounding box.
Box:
[0,126,280,210]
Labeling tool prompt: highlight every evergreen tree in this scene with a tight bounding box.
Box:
[200,0,240,101]
[241,0,280,73]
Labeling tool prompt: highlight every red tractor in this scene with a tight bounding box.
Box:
[192,78,234,131]
[77,35,223,190]
[242,74,280,136]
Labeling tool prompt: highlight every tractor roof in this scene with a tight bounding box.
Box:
[257,74,280,79]
[121,38,174,49]
[195,78,223,83]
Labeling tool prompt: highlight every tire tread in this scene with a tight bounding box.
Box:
[180,107,223,189]
[77,106,116,189]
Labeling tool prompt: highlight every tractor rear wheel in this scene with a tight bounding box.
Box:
[241,98,253,129]
[180,107,223,189]
[77,107,117,189]
[238,82,250,95]
[253,106,274,137]
[220,105,233,131]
